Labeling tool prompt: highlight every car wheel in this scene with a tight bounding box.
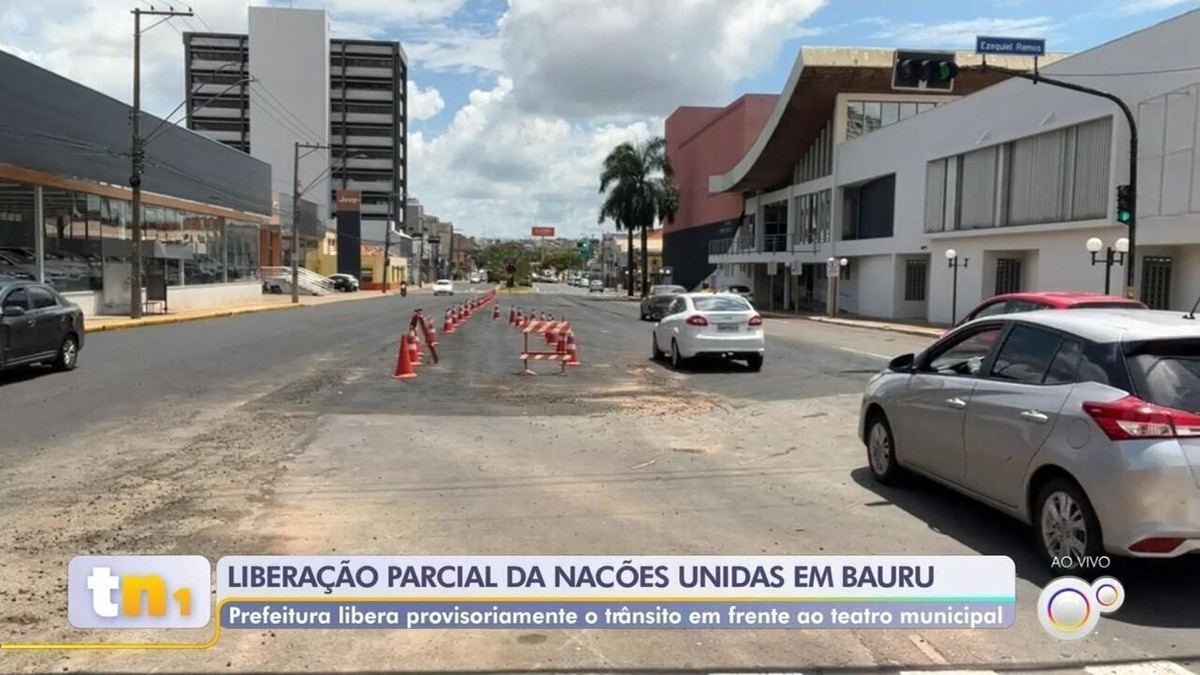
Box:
[652,333,663,361]
[865,413,904,485]
[670,339,686,370]
[53,334,79,372]
[1033,478,1104,567]
[746,354,763,372]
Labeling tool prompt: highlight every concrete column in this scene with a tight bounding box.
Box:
[34,185,45,283]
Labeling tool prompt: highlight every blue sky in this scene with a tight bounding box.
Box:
[4,0,1200,238]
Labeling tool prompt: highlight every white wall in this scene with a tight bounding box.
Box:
[839,254,894,317]
[164,282,263,312]
[833,9,1200,320]
[248,7,331,225]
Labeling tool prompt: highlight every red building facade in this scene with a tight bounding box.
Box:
[664,94,776,289]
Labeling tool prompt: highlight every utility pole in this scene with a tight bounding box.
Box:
[130,6,192,319]
[382,194,393,294]
[291,141,330,304]
[978,60,1139,299]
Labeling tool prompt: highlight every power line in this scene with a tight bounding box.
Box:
[1049,64,1200,77]
[250,80,327,144]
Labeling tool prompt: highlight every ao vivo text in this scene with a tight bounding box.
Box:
[1050,555,1113,570]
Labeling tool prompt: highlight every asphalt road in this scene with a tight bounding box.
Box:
[1,283,1196,673]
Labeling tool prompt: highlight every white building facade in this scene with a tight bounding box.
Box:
[708,10,1200,322]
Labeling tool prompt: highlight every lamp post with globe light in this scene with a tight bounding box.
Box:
[825,257,849,316]
[1085,236,1129,296]
[946,249,968,326]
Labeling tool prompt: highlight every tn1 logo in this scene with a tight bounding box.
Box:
[86,567,193,618]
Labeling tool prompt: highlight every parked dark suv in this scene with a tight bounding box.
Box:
[0,281,85,373]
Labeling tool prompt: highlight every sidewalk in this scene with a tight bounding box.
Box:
[760,310,946,338]
[85,290,399,333]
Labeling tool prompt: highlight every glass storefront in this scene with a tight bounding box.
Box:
[0,179,262,295]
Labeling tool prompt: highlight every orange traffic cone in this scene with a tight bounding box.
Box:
[565,331,580,366]
[556,331,568,354]
[423,315,439,346]
[492,304,500,320]
[409,329,423,366]
[392,334,417,380]
[509,307,517,325]
[443,308,456,334]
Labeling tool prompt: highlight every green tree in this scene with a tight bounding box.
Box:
[543,247,581,274]
[479,241,533,287]
[598,137,679,297]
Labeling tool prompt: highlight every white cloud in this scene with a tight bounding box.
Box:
[498,0,827,117]
[1115,0,1194,14]
[870,16,1056,47]
[403,25,504,74]
[407,81,445,121]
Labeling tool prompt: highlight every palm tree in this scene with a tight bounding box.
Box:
[598,137,679,297]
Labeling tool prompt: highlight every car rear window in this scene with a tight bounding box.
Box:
[1125,339,1200,412]
[651,286,685,295]
[693,296,751,312]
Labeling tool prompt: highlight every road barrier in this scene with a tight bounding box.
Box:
[517,318,573,376]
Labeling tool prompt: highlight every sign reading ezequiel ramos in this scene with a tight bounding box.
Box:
[336,190,362,276]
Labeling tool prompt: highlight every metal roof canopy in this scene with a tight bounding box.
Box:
[709,47,1069,195]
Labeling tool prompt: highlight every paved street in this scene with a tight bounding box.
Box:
[0,283,1197,673]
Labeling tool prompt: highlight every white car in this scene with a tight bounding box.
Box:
[588,279,604,292]
[433,279,454,296]
[651,293,764,371]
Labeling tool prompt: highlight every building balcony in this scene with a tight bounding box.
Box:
[341,135,393,147]
[344,157,393,170]
[708,233,831,262]
[345,179,394,193]
[193,106,245,119]
[338,112,394,125]
[195,129,243,143]
[191,58,245,71]
[332,66,395,79]
[333,88,393,102]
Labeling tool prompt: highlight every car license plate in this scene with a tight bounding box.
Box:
[717,323,739,333]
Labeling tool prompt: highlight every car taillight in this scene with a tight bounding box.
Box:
[748,315,763,327]
[685,315,708,327]
[1129,537,1185,554]
[1082,395,1200,440]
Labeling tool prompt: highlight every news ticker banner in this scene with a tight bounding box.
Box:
[68,555,1016,631]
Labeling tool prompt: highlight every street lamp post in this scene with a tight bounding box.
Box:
[825,257,848,317]
[1085,236,1129,296]
[946,249,969,326]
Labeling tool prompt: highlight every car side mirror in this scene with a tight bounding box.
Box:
[888,353,915,372]
[2,305,26,317]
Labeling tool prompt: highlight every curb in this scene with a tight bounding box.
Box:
[86,303,305,333]
[84,291,400,334]
[805,316,943,338]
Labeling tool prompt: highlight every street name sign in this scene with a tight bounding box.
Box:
[976,36,1046,56]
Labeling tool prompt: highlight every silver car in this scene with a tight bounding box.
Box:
[859,309,1200,564]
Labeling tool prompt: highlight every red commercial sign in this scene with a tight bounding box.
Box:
[335,190,362,212]
[531,226,555,237]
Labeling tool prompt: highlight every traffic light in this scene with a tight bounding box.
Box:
[893,50,959,92]
[1116,184,1132,223]
[577,240,593,262]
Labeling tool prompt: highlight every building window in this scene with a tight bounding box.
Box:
[924,159,947,233]
[1140,256,1172,309]
[995,258,1023,295]
[847,99,942,140]
[958,146,1000,229]
[939,117,1113,231]
[844,174,895,240]
[904,260,928,301]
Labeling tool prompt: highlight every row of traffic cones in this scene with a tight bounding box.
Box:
[395,290,497,380]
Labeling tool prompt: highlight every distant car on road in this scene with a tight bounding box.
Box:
[0,281,84,373]
[328,273,359,292]
[726,285,754,303]
[860,308,1200,565]
[640,284,687,321]
[433,279,454,296]
[588,279,604,293]
[651,292,763,371]
[469,272,481,284]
